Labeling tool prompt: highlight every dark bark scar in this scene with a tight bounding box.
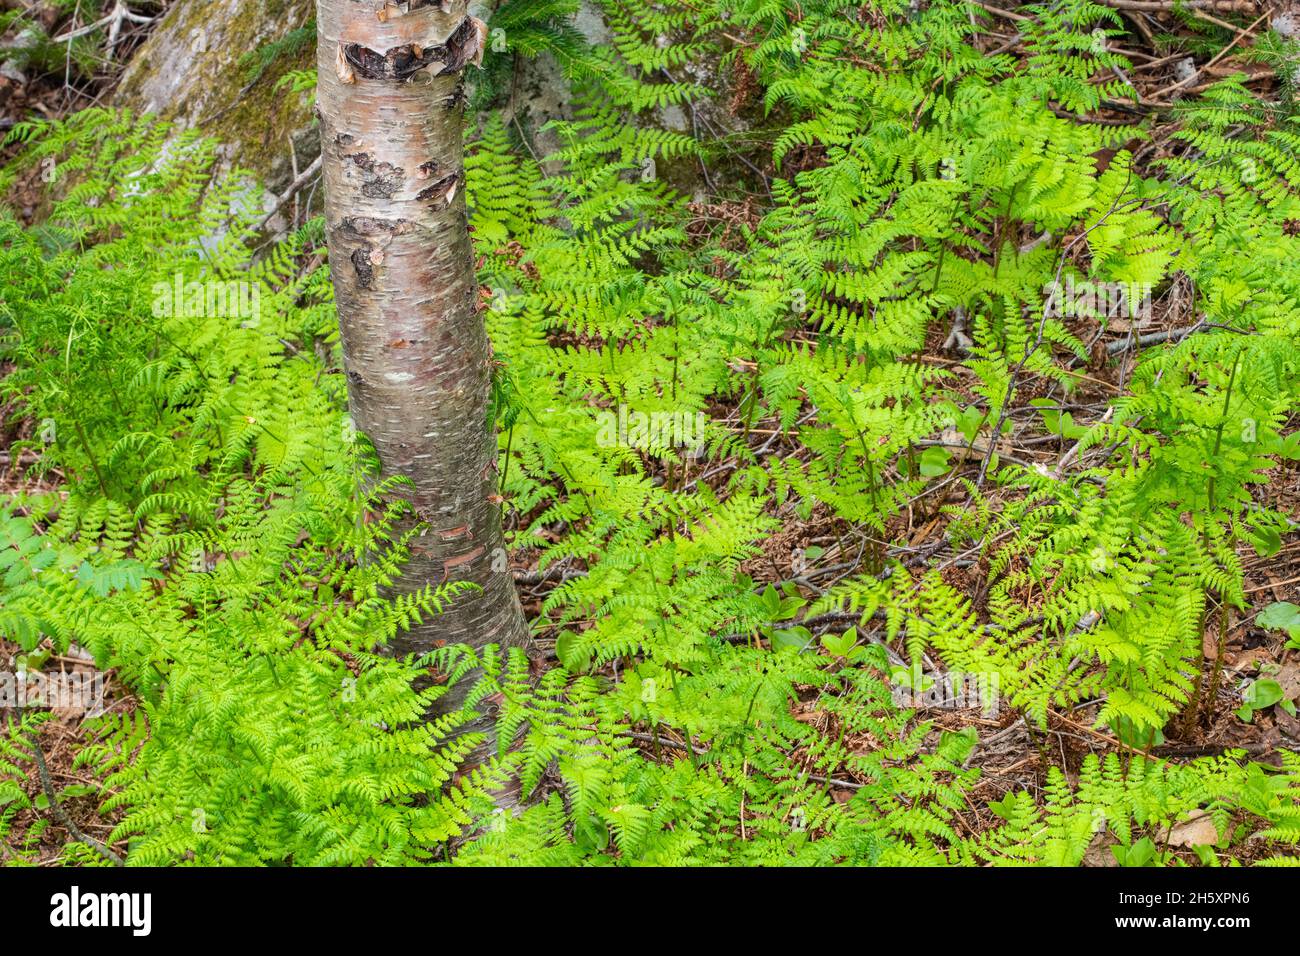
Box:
[351,247,376,289]
[416,171,461,209]
[342,17,479,81]
[346,152,405,199]
[442,78,466,111]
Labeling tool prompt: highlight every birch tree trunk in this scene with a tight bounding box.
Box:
[315,0,528,728]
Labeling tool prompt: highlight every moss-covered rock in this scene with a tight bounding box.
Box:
[114,0,318,206]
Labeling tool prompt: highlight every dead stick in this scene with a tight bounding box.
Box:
[25,731,124,866]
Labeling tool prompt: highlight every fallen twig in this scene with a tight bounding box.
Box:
[25,731,124,867]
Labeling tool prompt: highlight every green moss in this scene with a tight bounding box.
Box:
[204,47,318,184]
[114,0,318,186]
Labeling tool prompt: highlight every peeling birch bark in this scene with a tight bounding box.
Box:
[316,1,527,742]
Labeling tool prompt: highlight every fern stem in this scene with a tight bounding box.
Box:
[70,417,110,499]
[1205,349,1242,515]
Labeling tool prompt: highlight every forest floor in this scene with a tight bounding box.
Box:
[514,298,1300,861]
[0,363,135,864]
[499,3,1300,863]
[0,2,163,866]
[2,0,1298,865]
